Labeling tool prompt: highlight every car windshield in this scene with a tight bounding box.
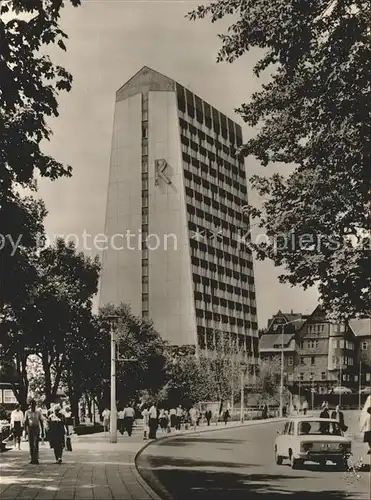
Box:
[298,420,342,436]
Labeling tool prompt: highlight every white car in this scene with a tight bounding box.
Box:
[331,386,352,394]
[274,417,351,470]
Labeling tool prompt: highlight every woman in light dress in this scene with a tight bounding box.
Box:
[360,395,371,455]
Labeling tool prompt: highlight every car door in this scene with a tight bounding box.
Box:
[278,421,290,457]
[282,421,295,457]
[287,421,297,455]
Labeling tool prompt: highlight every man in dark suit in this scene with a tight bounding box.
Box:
[331,405,348,433]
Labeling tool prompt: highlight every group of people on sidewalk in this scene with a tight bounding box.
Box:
[10,399,72,464]
[101,403,230,441]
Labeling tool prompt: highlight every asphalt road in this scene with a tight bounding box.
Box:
[137,420,370,500]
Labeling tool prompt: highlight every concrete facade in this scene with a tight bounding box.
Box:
[99,66,258,352]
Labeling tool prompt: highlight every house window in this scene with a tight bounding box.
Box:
[300,357,305,365]
[288,356,293,366]
[2,390,17,404]
[362,341,368,350]
[300,341,304,349]
[300,373,304,381]
[321,372,326,380]
[142,125,148,138]
[142,160,148,173]
[311,356,315,365]
[142,282,148,293]
[142,110,148,121]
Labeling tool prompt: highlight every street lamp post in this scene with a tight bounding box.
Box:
[310,375,315,411]
[280,325,285,417]
[358,360,362,411]
[106,315,120,444]
[240,361,247,423]
[278,318,303,418]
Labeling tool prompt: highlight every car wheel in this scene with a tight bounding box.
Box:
[275,447,283,465]
[290,453,301,470]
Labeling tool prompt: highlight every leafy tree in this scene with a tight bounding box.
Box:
[256,358,282,403]
[160,355,208,408]
[0,306,31,408]
[0,0,81,308]
[11,239,100,406]
[82,303,168,412]
[188,0,370,319]
[27,355,46,403]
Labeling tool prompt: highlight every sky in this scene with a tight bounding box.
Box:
[37,0,319,328]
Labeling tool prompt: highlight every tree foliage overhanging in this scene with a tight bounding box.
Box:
[188,0,371,319]
[0,0,82,309]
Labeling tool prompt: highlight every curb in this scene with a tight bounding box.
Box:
[134,418,286,500]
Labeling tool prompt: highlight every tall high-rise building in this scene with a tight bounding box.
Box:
[99,66,258,356]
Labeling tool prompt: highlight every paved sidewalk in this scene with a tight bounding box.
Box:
[0,429,160,500]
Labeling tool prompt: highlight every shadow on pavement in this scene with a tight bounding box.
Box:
[157,437,246,446]
[137,455,367,500]
[145,456,262,470]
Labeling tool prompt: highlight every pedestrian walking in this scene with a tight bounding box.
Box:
[360,396,371,454]
[175,405,182,431]
[62,406,74,436]
[189,406,198,430]
[205,409,212,426]
[319,406,330,434]
[24,400,44,464]
[10,405,24,450]
[170,408,176,429]
[262,404,268,419]
[331,405,348,432]
[223,409,230,425]
[117,408,125,435]
[37,405,47,445]
[302,400,309,415]
[148,402,158,439]
[102,408,110,434]
[48,405,68,464]
[141,405,149,440]
[123,403,135,436]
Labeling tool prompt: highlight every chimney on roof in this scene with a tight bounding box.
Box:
[291,309,293,315]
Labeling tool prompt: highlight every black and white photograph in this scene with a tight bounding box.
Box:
[0,0,370,499]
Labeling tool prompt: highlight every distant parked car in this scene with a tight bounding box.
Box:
[359,387,371,395]
[274,417,351,470]
[331,386,352,394]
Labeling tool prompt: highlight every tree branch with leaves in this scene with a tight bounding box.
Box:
[188,0,371,319]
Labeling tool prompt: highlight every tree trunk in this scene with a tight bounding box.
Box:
[85,393,93,421]
[69,395,80,425]
[42,350,52,407]
[66,370,80,425]
[13,352,29,410]
[51,352,66,401]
